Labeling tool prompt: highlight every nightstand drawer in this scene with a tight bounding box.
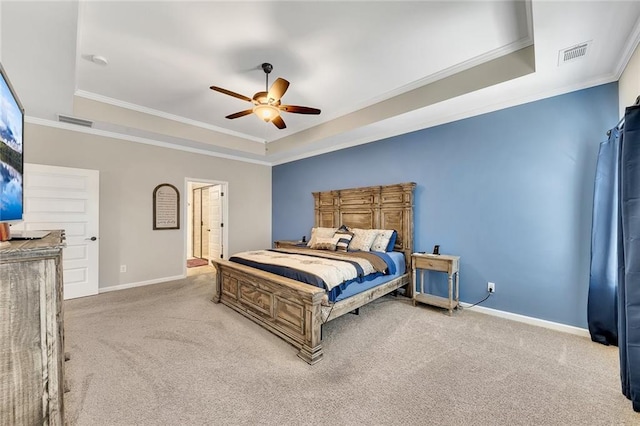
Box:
[413,256,450,272]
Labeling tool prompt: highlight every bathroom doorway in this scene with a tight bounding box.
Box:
[185,179,228,273]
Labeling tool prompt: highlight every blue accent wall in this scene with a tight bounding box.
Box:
[273,83,619,328]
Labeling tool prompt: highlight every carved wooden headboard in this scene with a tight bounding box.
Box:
[312,182,416,268]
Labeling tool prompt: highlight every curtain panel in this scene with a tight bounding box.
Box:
[620,105,640,411]
[588,127,621,346]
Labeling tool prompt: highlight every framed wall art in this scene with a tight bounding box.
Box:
[153,183,180,230]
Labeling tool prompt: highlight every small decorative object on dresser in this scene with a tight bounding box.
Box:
[412,253,460,315]
[0,230,66,424]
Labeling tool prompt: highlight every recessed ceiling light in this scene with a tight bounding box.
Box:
[90,55,108,66]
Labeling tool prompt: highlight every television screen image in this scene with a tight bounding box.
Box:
[0,63,24,223]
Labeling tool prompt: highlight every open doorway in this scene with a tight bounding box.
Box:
[185,178,228,275]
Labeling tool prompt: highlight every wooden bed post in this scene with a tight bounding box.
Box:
[298,294,324,364]
[212,264,221,303]
[399,182,416,298]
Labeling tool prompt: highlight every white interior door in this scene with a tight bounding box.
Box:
[201,188,210,259]
[208,185,223,260]
[17,163,99,299]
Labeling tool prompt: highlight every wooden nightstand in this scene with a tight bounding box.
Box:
[274,240,307,249]
[412,253,460,315]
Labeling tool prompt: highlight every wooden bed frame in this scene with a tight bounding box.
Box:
[211,182,415,364]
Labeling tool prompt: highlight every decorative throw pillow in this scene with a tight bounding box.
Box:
[385,230,398,251]
[310,235,338,251]
[371,229,395,252]
[334,225,354,252]
[307,227,337,247]
[349,228,378,251]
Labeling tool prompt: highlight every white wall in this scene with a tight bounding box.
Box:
[620,42,640,115]
[25,123,272,290]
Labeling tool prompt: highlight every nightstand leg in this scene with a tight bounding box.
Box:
[455,271,460,309]
[412,266,417,305]
[448,273,453,316]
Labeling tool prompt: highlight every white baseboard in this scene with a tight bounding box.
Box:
[97,277,589,338]
[460,302,590,338]
[99,274,186,294]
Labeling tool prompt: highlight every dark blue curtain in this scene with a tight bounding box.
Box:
[588,126,621,346]
[620,105,640,411]
[588,103,640,411]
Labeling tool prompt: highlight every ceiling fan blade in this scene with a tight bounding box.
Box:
[225,109,254,119]
[279,105,321,115]
[210,86,253,103]
[272,115,286,129]
[267,78,290,102]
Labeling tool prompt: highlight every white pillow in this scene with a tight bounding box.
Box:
[307,227,337,247]
[371,229,395,252]
[310,235,339,251]
[349,228,378,251]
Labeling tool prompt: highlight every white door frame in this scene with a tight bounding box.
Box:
[208,185,223,262]
[184,178,228,275]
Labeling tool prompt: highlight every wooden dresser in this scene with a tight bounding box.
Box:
[0,230,66,425]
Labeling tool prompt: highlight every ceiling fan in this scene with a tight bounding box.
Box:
[210,63,321,129]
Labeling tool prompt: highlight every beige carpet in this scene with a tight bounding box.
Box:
[63,272,639,425]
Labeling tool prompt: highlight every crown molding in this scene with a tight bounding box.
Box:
[271,73,618,166]
[269,2,534,143]
[306,39,535,133]
[25,116,271,166]
[614,13,640,80]
[74,90,265,144]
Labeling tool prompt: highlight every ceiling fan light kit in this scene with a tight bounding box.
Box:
[253,104,279,122]
[210,62,320,129]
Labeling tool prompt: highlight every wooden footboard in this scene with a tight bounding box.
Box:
[212,259,326,364]
[212,258,410,364]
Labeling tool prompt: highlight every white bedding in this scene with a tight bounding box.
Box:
[230,249,387,291]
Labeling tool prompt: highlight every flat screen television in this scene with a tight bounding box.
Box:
[0,62,24,230]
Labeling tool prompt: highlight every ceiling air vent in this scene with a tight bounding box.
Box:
[558,41,591,66]
[57,114,93,128]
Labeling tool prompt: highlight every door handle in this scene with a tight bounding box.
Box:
[85,236,97,241]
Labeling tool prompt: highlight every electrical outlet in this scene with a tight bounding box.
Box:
[120,265,127,273]
[488,282,495,293]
